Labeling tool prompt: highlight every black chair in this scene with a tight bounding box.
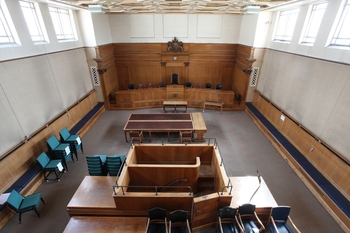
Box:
[184,82,192,88]
[218,206,243,233]
[128,84,135,89]
[238,204,265,233]
[146,207,168,233]
[205,83,212,89]
[159,82,166,88]
[267,206,301,233]
[6,189,45,224]
[171,73,179,85]
[216,84,222,90]
[169,209,191,233]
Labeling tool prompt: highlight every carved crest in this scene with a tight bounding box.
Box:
[167,37,184,53]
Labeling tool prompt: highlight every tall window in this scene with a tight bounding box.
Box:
[0,5,15,44]
[274,8,300,42]
[301,2,328,45]
[329,0,350,47]
[20,1,47,43]
[49,6,76,41]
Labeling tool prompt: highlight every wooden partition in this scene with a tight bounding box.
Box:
[0,91,104,228]
[95,43,253,111]
[248,91,349,230]
[114,86,234,110]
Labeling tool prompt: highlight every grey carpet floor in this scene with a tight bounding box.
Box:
[1,108,344,233]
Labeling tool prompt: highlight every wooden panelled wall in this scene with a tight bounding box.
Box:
[0,91,103,228]
[95,43,255,110]
[249,91,349,230]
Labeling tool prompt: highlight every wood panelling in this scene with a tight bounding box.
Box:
[96,43,249,111]
[250,91,350,230]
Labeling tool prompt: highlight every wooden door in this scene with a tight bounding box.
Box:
[117,66,129,90]
[191,193,220,231]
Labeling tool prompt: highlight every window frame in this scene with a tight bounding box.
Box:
[0,2,20,47]
[49,6,77,42]
[328,0,350,48]
[19,0,48,44]
[273,8,300,43]
[300,2,328,45]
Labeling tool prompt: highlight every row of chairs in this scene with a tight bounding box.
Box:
[127,82,223,90]
[185,82,222,90]
[86,155,125,176]
[219,204,300,233]
[146,207,191,233]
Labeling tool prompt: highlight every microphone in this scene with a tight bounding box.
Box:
[257,170,261,184]
[249,170,262,203]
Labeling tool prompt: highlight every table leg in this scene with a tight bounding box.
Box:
[124,131,128,142]
[194,130,206,142]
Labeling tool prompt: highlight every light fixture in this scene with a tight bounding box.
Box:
[243,6,260,15]
[88,5,106,13]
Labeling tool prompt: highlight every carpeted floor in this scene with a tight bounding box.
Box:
[1,108,344,233]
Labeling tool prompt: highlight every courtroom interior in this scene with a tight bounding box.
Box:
[0,0,349,233]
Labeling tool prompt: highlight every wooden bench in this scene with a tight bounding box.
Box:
[203,100,223,114]
[163,101,188,112]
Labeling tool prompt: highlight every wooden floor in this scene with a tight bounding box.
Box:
[65,175,278,231]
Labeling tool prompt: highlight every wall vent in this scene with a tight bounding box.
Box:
[90,66,100,86]
[250,67,259,86]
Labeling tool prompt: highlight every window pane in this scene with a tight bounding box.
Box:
[274,8,300,42]
[330,0,350,47]
[302,2,328,44]
[49,6,76,41]
[20,1,46,42]
[0,6,15,44]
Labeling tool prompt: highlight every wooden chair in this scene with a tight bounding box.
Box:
[180,131,192,144]
[129,131,143,143]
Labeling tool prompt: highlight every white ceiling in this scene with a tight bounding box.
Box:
[47,0,305,14]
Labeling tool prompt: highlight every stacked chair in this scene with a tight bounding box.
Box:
[267,206,301,233]
[86,155,107,176]
[59,127,83,161]
[46,135,73,171]
[37,152,64,181]
[6,189,45,224]
[106,155,125,176]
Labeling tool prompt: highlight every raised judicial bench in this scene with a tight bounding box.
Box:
[0,102,105,212]
[203,100,223,114]
[246,103,350,219]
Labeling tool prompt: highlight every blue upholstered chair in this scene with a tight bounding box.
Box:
[86,155,107,176]
[218,206,243,233]
[59,127,83,161]
[267,206,301,233]
[106,155,125,176]
[37,152,64,181]
[159,82,166,88]
[46,135,73,171]
[6,190,45,224]
[238,204,264,233]
[169,209,191,233]
[146,207,168,233]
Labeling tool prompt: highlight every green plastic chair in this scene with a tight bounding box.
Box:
[59,127,83,161]
[86,155,107,176]
[37,152,64,181]
[46,135,72,171]
[6,190,45,224]
[106,155,125,176]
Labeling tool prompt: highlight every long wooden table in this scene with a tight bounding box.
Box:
[163,100,188,112]
[123,112,207,142]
